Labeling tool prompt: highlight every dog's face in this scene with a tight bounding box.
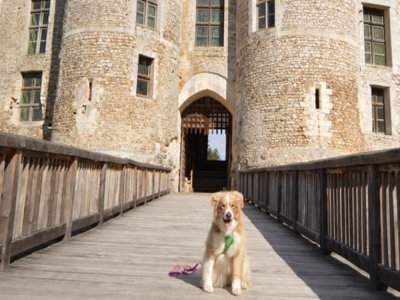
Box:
[211,191,244,230]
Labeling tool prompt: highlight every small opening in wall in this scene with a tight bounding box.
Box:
[88,80,93,101]
[315,88,320,109]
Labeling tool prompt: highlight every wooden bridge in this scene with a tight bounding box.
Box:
[0,133,399,299]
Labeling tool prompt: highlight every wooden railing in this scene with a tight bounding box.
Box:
[239,148,400,292]
[0,133,170,270]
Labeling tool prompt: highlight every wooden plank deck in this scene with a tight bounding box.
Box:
[0,193,397,299]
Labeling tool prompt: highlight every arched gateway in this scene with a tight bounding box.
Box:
[180,97,232,192]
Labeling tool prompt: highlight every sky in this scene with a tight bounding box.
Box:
[208,130,226,160]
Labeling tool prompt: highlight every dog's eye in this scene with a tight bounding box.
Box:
[219,205,225,210]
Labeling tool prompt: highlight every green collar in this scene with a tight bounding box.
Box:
[223,225,238,254]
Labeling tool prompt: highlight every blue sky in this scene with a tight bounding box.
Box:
[208,131,226,160]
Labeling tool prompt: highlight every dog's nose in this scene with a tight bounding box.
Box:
[225,212,232,219]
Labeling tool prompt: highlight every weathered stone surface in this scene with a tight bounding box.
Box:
[0,0,399,190]
[236,0,400,169]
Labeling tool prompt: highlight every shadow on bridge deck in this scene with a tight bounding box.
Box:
[243,204,399,299]
[0,193,397,299]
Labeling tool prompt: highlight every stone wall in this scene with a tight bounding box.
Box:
[237,0,371,169]
[0,0,61,139]
[1,0,400,190]
[52,0,182,177]
[178,0,235,85]
[359,0,400,150]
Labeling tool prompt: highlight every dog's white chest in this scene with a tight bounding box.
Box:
[213,234,226,254]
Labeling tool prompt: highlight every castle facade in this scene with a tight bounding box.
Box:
[1,0,399,191]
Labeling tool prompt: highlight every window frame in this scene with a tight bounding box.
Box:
[136,55,154,98]
[363,7,387,66]
[195,0,224,47]
[371,86,391,135]
[28,0,50,54]
[136,0,158,30]
[20,72,43,122]
[257,0,275,30]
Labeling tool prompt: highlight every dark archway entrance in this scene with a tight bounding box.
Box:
[180,97,232,192]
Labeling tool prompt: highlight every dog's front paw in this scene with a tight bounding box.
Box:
[232,286,242,296]
[203,283,214,293]
[231,279,242,296]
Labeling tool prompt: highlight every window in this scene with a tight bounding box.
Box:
[136,55,153,97]
[20,73,43,122]
[28,0,50,54]
[363,7,386,66]
[371,87,386,133]
[195,0,224,47]
[257,0,275,30]
[136,0,157,29]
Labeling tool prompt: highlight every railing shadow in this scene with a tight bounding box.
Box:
[169,272,201,290]
[243,204,399,300]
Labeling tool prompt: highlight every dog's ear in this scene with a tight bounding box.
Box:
[233,191,244,208]
[211,192,222,208]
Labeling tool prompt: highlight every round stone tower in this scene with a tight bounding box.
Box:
[53,0,182,169]
[236,0,364,169]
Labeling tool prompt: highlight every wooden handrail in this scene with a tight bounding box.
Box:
[0,132,170,171]
[0,133,170,270]
[239,148,400,292]
[240,147,400,172]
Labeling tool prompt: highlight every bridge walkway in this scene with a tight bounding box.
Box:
[0,193,396,299]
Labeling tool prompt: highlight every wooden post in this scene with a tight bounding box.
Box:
[368,165,385,290]
[277,171,282,222]
[0,152,21,271]
[242,173,246,200]
[258,171,262,206]
[251,172,255,203]
[47,160,58,228]
[143,170,147,204]
[293,171,299,234]
[63,158,78,241]
[137,168,141,203]
[152,169,155,202]
[241,173,244,199]
[240,173,248,197]
[31,158,44,233]
[158,171,161,197]
[119,166,126,215]
[261,171,265,207]
[98,163,107,224]
[253,172,258,205]
[133,167,138,208]
[265,172,269,209]
[320,170,330,254]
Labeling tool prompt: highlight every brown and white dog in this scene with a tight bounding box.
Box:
[201,191,250,296]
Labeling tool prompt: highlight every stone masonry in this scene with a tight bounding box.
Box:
[0,0,399,191]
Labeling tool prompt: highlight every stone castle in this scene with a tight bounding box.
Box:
[0,0,399,191]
